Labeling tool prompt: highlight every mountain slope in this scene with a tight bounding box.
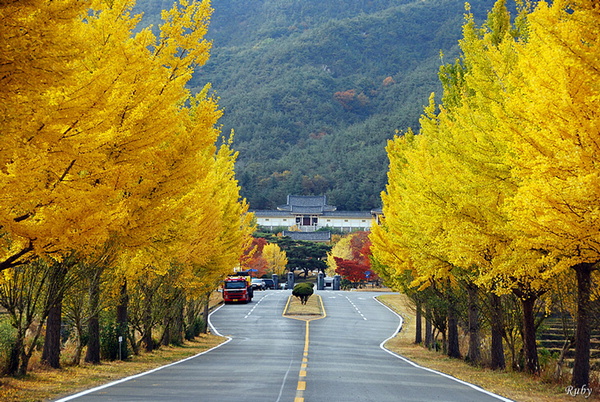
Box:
[134,0,498,210]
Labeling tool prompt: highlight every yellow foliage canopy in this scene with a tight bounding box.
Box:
[371,0,599,294]
[1,0,253,295]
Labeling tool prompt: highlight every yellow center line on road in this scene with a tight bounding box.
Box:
[283,294,326,402]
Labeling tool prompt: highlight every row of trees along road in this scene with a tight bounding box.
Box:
[371,0,599,389]
[0,0,254,376]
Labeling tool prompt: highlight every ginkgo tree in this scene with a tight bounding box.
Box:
[0,0,92,270]
[373,0,559,373]
[504,0,600,387]
[262,242,289,277]
[0,0,216,268]
[0,0,255,373]
[403,1,547,369]
[372,0,599,385]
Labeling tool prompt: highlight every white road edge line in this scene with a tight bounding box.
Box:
[54,304,232,402]
[373,295,514,402]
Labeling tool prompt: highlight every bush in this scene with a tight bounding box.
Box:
[292,283,314,304]
[99,315,129,361]
[292,282,314,295]
[537,347,556,367]
[0,317,16,374]
[185,317,204,341]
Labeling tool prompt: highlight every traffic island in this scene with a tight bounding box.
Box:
[283,293,325,321]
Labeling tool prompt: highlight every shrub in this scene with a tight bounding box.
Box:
[0,317,16,374]
[99,315,129,361]
[292,283,314,305]
[185,317,204,341]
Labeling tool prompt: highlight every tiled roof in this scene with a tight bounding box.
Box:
[252,195,380,222]
[277,195,336,214]
[290,205,325,214]
[321,211,372,218]
[253,210,293,217]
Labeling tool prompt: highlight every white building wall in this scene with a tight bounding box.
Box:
[320,217,372,229]
[257,216,293,229]
[256,215,373,232]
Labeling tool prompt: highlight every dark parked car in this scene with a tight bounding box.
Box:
[262,279,275,289]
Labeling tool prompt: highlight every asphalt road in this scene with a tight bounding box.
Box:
[57,290,512,402]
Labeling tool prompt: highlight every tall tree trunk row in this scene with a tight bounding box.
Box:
[519,294,539,374]
[466,283,481,365]
[489,293,506,370]
[571,262,595,388]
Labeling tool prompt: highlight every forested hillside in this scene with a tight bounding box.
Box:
[135,0,498,210]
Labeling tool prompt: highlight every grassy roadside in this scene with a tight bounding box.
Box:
[0,292,227,402]
[377,293,598,402]
[0,334,226,402]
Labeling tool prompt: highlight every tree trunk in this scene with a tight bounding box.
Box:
[415,299,423,344]
[18,342,31,376]
[19,319,45,376]
[520,294,539,374]
[202,291,211,334]
[184,299,197,340]
[129,328,140,356]
[441,329,447,353]
[41,261,68,368]
[172,298,184,345]
[555,337,574,380]
[425,305,433,349]
[71,323,84,366]
[489,293,506,370]
[42,302,63,368]
[6,329,23,375]
[85,314,100,364]
[84,271,101,364]
[571,262,594,388]
[116,280,128,360]
[447,303,461,359]
[509,341,518,371]
[142,290,154,352]
[161,315,171,347]
[466,283,481,365]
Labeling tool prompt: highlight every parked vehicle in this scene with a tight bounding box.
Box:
[262,279,275,289]
[223,273,253,303]
[251,278,266,290]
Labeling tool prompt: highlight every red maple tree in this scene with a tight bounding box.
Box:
[334,231,378,285]
[241,237,268,276]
